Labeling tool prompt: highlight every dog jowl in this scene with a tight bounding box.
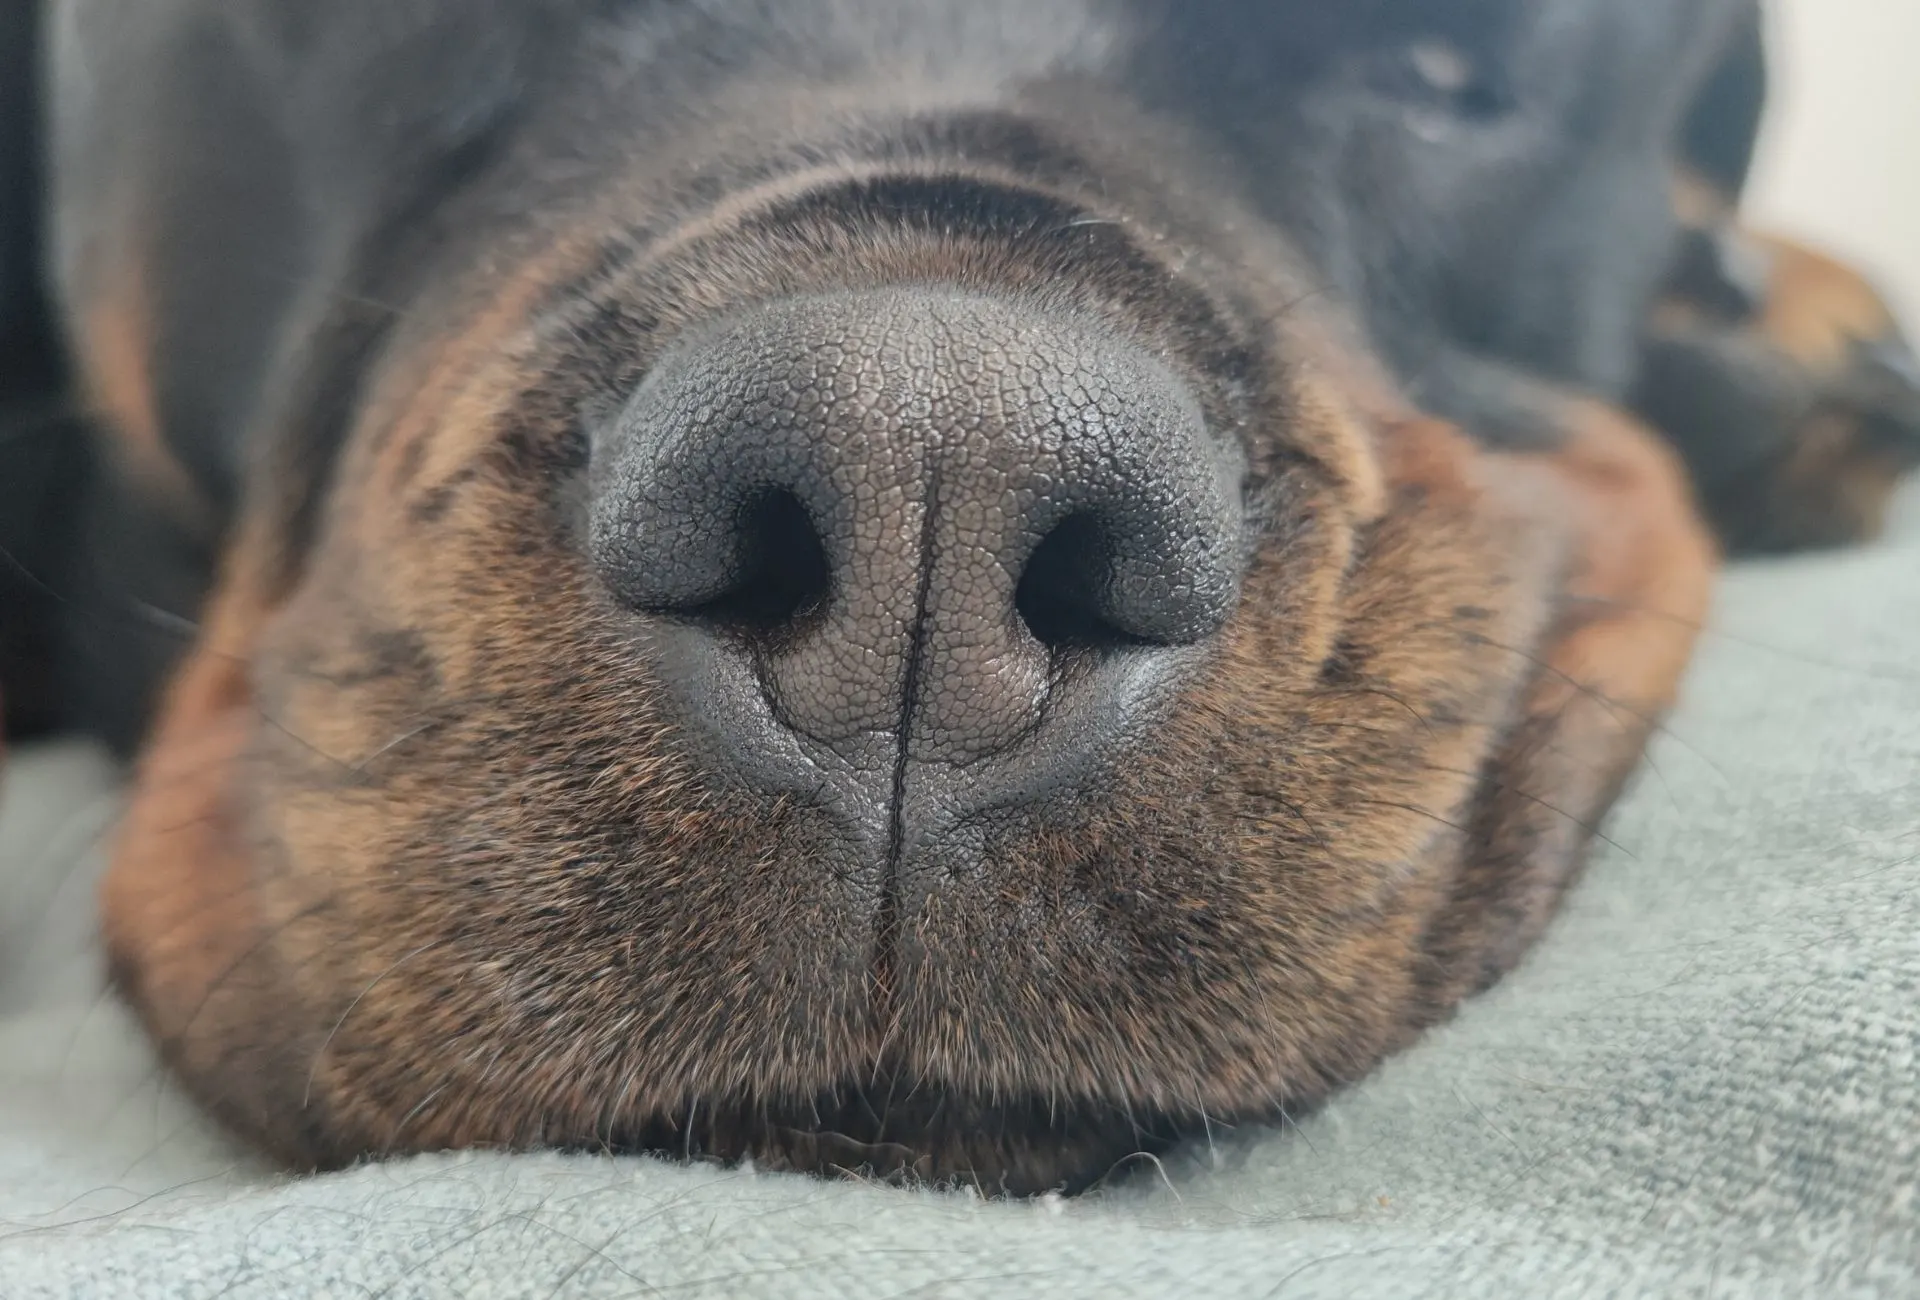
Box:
[15,0,1916,1192]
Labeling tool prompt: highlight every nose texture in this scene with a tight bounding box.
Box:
[590,287,1242,855]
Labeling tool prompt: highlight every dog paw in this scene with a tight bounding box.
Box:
[1636,226,1920,553]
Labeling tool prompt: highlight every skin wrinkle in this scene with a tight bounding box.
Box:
[28,0,1908,1196]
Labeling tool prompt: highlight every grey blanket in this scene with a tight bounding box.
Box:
[3,486,1916,1298]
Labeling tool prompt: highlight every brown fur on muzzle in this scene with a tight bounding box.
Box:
[97,142,1713,1190]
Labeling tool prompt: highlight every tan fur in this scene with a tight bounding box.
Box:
[1640,188,1920,551]
[76,265,211,530]
[70,14,1869,1197]
[101,199,1712,1187]
[1752,234,1897,374]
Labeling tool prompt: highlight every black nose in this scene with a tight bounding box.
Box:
[589,287,1243,862]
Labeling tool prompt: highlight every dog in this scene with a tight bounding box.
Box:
[1,0,1915,1194]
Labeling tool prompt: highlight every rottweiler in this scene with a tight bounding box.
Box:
[1,0,1915,1194]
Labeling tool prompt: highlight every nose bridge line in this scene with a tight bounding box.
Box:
[875,458,944,997]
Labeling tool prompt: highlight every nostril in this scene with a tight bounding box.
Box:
[1017,514,1156,653]
[683,489,832,634]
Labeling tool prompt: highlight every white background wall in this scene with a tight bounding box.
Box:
[1747,0,1920,324]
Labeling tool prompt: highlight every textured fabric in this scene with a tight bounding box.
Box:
[2,487,1916,1298]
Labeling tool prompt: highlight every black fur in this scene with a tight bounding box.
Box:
[0,0,1781,745]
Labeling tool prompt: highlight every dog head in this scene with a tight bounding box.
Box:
[84,0,1731,1192]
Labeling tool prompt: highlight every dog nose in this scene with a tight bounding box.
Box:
[589,287,1242,840]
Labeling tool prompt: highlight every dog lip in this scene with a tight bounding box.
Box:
[637,615,1197,875]
[603,1076,1195,1196]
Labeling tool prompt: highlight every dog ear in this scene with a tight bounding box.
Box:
[219,1,560,595]
[54,0,548,577]
[37,0,556,746]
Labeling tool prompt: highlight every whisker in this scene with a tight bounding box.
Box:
[0,540,66,603]
[302,940,445,1109]
[1236,796,1329,849]
[1565,591,1920,682]
[1466,631,1721,791]
[167,893,342,1052]
[124,598,202,642]
[1416,760,1635,859]
[1348,797,1475,841]
[384,1081,455,1154]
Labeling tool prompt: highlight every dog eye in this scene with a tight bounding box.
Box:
[1409,40,1473,94]
[1372,38,1514,123]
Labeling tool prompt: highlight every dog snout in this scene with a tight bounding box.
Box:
[589,286,1244,853]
